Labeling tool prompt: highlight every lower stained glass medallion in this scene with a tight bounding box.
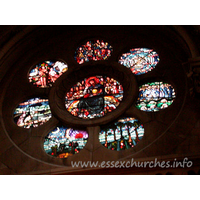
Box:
[99,117,144,151]
[44,126,88,158]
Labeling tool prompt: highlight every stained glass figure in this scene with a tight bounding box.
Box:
[75,40,113,64]
[29,60,68,88]
[136,82,176,112]
[44,126,88,158]
[14,98,52,129]
[65,76,123,119]
[119,48,159,75]
[99,117,144,151]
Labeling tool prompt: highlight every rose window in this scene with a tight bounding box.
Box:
[9,38,176,160]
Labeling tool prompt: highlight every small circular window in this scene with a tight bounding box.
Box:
[75,40,113,64]
[136,81,176,112]
[65,76,124,119]
[14,97,52,128]
[29,60,68,88]
[44,126,88,158]
[119,48,159,75]
[99,117,144,151]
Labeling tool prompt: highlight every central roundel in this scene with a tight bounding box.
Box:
[65,76,124,119]
[49,64,137,126]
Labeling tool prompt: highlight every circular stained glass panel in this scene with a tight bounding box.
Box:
[14,98,52,128]
[119,48,159,75]
[99,117,144,151]
[29,60,68,88]
[75,40,113,64]
[65,76,123,119]
[136,82,176,112]
[44,126,88,158]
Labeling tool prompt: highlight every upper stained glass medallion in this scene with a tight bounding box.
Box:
[119,48,159,75]
[75,40,113,64]
[29,60,68,88]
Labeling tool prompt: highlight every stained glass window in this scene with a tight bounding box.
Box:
[99,117,144,151]
[29,60,68,88]
[65,76,123,119]
[136,82,176,112]
[44,126,88,158]
[75,40,113,64]
[119,48,159,75]
[14,98,52,128]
